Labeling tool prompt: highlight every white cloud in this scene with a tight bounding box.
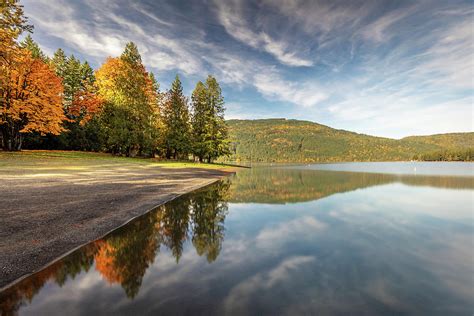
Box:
[23,0,474,137]
[361,4,419,42]
[256,216,327,249]
[254,71,327,107]
[24,0,204,76]
[214,0,313,67]
[260,33,313,67]
[223,255,316,313]
[416,19,474,89]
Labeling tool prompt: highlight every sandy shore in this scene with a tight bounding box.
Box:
[0,153,235,288]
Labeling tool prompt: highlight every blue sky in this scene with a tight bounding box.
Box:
[22,0,473,138]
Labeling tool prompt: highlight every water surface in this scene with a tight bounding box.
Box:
[288,161,474,176]
[1,163,473,315]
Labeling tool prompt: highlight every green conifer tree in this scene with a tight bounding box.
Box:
[191,81,211,162]
[50,48,67,78]
[20,34,47,61]
[204,75,229,162]
[162,75,191,159]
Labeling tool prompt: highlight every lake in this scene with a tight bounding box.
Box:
[1,162,473,315]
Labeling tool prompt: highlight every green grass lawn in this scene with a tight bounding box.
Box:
[0,150,241,172]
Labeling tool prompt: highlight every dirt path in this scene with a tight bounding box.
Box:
[0,154,235,288]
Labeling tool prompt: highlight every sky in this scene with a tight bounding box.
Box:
[22,0,473,138]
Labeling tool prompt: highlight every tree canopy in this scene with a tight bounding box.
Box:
[1,1,230,160]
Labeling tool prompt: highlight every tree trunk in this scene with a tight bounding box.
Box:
[1,124,22,151]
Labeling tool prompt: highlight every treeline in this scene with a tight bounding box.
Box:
[0,1,229,162]
[413,149,473,162]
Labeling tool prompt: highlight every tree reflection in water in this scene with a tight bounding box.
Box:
[2,169,470,315]
[0,179,231,314]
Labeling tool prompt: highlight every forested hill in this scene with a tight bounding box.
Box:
[225,119,473,162]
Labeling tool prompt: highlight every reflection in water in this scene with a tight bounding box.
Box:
[0,180,230,314]
[229,168,474,204]
[1,166,473,315]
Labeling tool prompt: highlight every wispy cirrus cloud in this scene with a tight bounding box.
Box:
[254,71,328,108]
[214,0,314,67]
[22,0,474,137]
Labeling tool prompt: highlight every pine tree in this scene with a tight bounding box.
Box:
[63,55,83,109]
[191,81,211,162]
[121,42,141,64]
[20,34,47,62]
[190,76,229,162]
[50,48,67,78]
[162,75,191,159]
[205,75,229,162]
[80,61,94,85]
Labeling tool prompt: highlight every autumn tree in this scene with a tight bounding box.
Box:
[95,42,160,156]
[50,50,96,113]
[0,0,32,64]
[59,55,103,150]
[162,75,191,159]
[0,50,65,150]
[0,1,65,151]
[94,214,160,298]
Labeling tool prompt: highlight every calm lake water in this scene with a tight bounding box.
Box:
[1,162,473,315]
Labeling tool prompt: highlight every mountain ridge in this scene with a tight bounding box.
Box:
[224,118,473,162]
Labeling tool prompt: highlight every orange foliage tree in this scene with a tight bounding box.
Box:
[0,50,65,150]
[69,84,104,125]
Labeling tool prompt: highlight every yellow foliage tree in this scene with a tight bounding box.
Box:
[0,49,65,150]
[95,45,161,156]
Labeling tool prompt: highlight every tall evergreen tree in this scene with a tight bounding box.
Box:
[80,61,94,85]
[20,34,47,62]
[50,48,67,78]
[205,75,229,162]
[190,75,229,162]
[162,75,191,159]
[191,81,211,162]
[121,42,142,64]
[63,55,83,109]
